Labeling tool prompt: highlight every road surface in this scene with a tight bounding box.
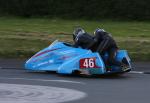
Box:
[0,59,149,103]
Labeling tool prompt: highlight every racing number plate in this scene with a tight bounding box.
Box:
[80,57,99,69]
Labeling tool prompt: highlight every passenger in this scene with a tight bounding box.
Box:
[93,28,124,67]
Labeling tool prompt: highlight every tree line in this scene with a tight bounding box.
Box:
[0,0,149,20]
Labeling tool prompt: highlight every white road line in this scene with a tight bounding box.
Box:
[0,77,85,84]
[129,71,144,74]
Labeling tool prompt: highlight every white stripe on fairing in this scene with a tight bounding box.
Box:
[96,53,105,73]
[0,77,85,84]
[0,83,87,103]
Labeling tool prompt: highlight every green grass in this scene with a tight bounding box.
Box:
[0,17,150,61]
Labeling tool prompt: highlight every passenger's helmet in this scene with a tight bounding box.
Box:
[73,27,85,41]
[94,28,105,35]
[94,28,112,37]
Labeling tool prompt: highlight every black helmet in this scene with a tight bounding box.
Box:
[73,27,85,40]
[94,28,105,35]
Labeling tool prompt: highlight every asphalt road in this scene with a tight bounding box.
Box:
[0,59,150,103]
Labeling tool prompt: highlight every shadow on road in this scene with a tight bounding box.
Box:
[26,70,130,80]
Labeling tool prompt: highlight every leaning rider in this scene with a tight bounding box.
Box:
[73,27,95,50]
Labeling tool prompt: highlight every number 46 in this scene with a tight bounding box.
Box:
[83,58,95,68]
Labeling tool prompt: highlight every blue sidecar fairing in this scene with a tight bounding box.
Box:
[25,40,132,75]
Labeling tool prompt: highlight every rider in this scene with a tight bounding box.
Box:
[73,27,95,50]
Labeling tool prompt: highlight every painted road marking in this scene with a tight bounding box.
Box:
[0,77,85,84]
[129,71,150,74]
[129,71,144,74]
[0,83,87,103]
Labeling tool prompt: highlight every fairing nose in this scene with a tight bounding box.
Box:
[25,59,33,70]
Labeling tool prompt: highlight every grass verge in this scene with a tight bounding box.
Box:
[0,17,150,61]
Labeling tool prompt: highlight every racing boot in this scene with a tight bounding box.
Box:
[121,57,130,71]
[121,63,130,71]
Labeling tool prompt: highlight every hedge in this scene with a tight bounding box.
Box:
[0,0,149,20]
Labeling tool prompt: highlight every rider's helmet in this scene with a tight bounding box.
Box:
[73,27,85,41]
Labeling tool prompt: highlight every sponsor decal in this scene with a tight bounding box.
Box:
[59,50,75,54]
[59,54,78,60]
[37,61,49,66]
[34,60,55,67]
